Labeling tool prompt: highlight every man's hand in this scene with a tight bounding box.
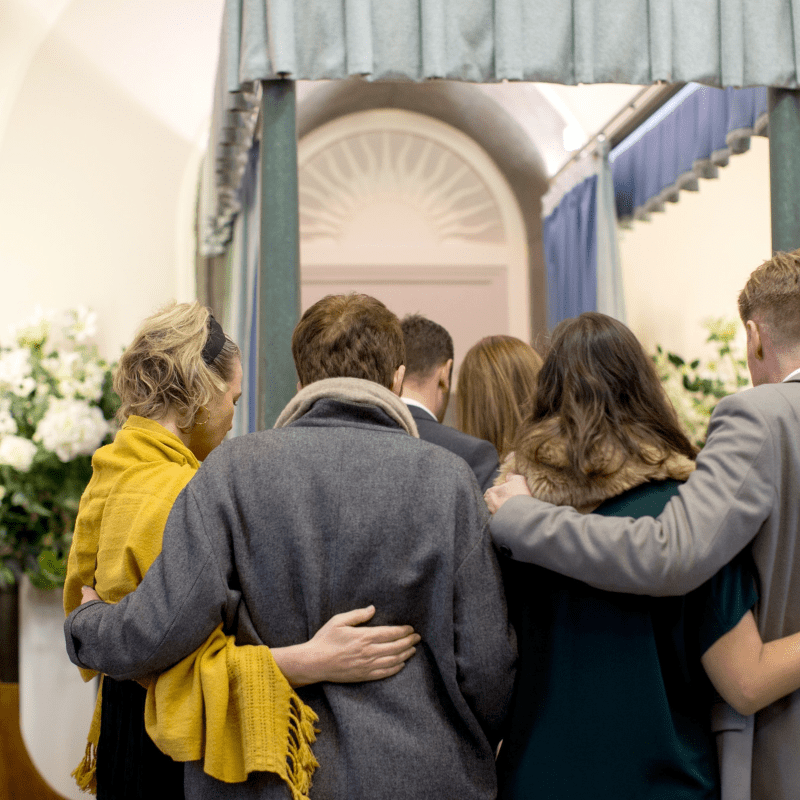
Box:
[81,585,101,604]
[484,473,532,514]
[272,606,421,687]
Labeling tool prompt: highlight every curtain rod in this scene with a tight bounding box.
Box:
[549,82,686,184]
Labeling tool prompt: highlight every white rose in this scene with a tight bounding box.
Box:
[10,306,53,349]
[34,398,109,462]
[65,307,98,343]
[0,349,35,396]
[77,361,107,401]
[0,408,17,437]
[0,434,38,472]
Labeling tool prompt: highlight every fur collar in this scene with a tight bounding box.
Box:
[274,377,419,437]
[498,436,695,513]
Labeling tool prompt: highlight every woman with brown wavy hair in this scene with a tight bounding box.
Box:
[496,312,800,800]
[456,335,542,461]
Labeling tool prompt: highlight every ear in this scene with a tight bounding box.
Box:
[439,359,454,391]
[746,320,764,359]
[391,365,406,396]
[296,381,303,392]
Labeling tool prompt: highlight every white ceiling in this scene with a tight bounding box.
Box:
[13,0,644,176]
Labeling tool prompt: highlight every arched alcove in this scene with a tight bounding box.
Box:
[297,79,550,346]
[298,109,530,366]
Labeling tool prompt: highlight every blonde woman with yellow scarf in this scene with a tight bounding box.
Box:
[64,302,418,800]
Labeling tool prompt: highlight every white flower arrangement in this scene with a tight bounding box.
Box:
[0,307,118,589]
[653,317,750,448]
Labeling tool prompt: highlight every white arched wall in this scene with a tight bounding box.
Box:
[620,136,771,361]
[0,0,210,360]
[0,3,210,797]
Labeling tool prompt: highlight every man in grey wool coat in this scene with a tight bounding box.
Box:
[486,249,800,800]
[66,293,516,800]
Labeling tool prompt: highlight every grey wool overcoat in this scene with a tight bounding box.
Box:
[66,391,516,800]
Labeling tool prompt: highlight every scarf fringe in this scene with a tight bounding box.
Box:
[72,677,103,794]
[283,694,320,800]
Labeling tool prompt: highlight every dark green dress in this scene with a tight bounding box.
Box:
[496,478,757,800]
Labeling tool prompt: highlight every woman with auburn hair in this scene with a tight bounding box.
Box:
[64,301,418,800]
[496,312,800,800]
[456,335,543,460]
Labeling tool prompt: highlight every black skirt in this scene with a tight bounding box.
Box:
[96,676,185,800]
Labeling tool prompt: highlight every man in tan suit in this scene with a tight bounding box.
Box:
[486,249,800,800]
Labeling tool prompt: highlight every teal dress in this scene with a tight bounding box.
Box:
[496,478,757,800]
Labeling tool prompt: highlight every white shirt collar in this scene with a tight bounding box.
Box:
[783,366,800,382]
[401,397,437,421]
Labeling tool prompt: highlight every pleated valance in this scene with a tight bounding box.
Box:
[610,84,769,223]
[200,0,800,255]
[224,0,800,87]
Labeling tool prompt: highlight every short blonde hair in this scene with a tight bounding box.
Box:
[456,335,543,459]
[114,301,240,428]
[738,249,800,346]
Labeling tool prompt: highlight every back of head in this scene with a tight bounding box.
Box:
[516,312,695,478]
[738,248,800,347]
[400,314,454,383]
[114,301,240,429]
[456,335,543,459]
[292,294,405,390]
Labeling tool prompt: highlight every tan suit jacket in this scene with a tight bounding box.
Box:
[491,379,800,800]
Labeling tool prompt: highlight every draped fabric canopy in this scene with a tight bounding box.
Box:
[201,0,800,255]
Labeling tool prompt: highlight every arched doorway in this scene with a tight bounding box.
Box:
[298,108,530,382]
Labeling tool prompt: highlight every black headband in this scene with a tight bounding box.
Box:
[201,314,227,365]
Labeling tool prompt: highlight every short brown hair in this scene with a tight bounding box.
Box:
[401,314,454,380]
[292,294,405,389]
[114,301,240,428]
[456,335,543,459]
[514,312,696,481]
[738,249,800,345]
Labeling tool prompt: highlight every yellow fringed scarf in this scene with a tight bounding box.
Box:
[65,416,319,796]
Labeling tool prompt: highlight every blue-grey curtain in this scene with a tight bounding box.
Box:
[543,176,598,329]
[610,84,769,223]
[200,0,800,254]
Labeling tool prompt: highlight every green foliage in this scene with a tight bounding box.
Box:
[0,309,118,590]
[653,317,749,448]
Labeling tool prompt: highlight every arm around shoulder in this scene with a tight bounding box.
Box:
[488,393,776,596]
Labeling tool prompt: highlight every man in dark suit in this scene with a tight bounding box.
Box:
[400,314,499,491]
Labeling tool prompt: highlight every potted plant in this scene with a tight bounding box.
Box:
[0,307,118,683]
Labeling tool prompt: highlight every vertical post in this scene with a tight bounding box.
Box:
[769,89,800,253]
[258,80,300,430]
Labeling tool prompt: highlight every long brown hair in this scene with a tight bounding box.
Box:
[514,313,696,479]
[456,335,543,459]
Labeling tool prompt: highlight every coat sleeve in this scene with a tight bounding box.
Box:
[64,469,237,681]
[490,390,776,596]
[453,492,517,746]
[473,441,501,494]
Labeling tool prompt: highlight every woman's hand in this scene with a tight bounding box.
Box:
[80,585,101,604]
[271,605,421,687]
